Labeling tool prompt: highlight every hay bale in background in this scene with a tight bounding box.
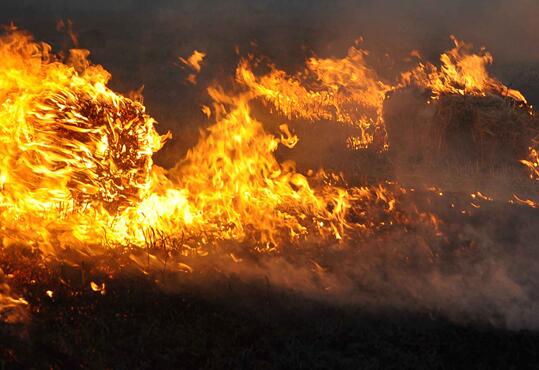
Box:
[383,88,436,166]
[432,94,536,167]
[384,89,539,170]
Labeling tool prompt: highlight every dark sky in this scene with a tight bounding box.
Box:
[3,0,538,58]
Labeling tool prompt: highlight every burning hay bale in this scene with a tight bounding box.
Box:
[0,30,165,215]
[385,34,539,173]
[26,88,161,212]
[384,89,539,170]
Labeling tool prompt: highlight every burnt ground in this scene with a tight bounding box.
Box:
[1,1,539,369]
[1,273,538,369]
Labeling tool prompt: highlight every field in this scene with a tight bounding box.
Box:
[1,264,538,369]
[1,1,539,369]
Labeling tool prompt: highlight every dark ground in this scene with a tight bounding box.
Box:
[2,273,539,369]
[1,1,539,369]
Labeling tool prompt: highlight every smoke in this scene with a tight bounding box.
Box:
[0,1,538,330]
[169,199,539,330]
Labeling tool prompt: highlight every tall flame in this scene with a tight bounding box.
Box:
[0,28,402,257]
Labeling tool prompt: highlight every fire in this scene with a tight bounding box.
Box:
[0,277,27,323]
[0,27,405,257]
[169,98,349,247]
[401,35,527,104]
[521,147,539,180]
[179,50,206,84]
[236,42,391,150]
[0,26,536,323]
[0,28,167,251]
[179,50,206,73]
[236,36,530,152]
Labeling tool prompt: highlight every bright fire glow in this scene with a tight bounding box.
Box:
[0,28,409,258]
[0,27,536,321]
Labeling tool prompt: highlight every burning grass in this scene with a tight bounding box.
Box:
[1,191,539,368]
[0,23,538,368]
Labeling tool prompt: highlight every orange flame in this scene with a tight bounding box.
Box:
[401,35,527,104]
[0,28,408,259]
[179,50,206,84]
[0,27,535,320]
[236,44,391,150]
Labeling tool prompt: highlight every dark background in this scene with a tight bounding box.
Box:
[2,0,539,166]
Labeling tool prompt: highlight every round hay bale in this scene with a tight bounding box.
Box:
[22,87,160,212]
[384,89,539,169]
[432,94,536,167]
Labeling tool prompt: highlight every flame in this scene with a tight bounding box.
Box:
[0,27,536,321]
[512,194,538,208]
[179,50,206,84]
[521,146,539,180]
[0,268,27,323]
[90,281,106,294]
[0,28,409,258]
[236,44,391,150]
[0,28,168,253]
[0,29,530,253]
[235,35,530,152]
[179,50,206,73]
[401,35,527,104]
[167,88,354,248]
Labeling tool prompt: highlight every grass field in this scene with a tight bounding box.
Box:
[1,2,539,369]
